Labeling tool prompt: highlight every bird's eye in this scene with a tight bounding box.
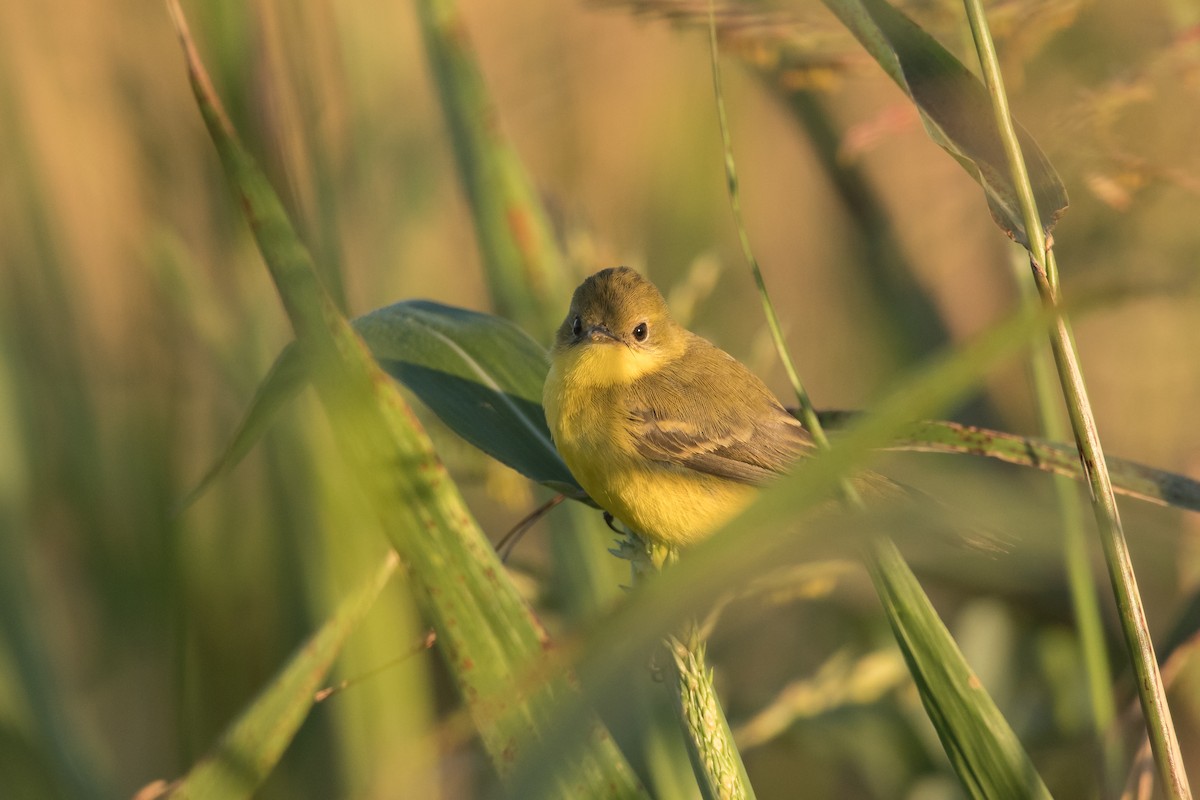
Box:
[632,322,648,342]
[571,315,582,337]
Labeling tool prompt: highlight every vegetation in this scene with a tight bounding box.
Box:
[2,1,1199,798]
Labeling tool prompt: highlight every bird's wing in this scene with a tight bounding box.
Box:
[630,408,811,485]
[627,344,813,486]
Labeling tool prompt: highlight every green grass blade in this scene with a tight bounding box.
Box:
[869,539,1052,799]
[180,300,577,511]
[1013,252,1119,790]
[177,342,309,511]
[166,554,399,799]
[817,412,1200,512]
[167,5,644,794]
[820,0,1067,247]
[355,301,577,491]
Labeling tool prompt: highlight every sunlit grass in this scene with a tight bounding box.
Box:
[2,1,1199,798]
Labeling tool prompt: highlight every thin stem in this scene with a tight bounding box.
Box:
[964,1,1191,795]
[707,0,869,511]
[1012,252,1120,790]
[702,8,840,795]
[705,1,832,453]
[1039,273,1190,798]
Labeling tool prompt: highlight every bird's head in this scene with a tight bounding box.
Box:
[552,267,685,386]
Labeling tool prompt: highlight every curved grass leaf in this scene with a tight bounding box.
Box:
[869,539,1052,800]
[816,411,1200,512]
[177,343,309,511]
[181,301,579,508]
[821,0,1068,246]
[167,5,644,795]
[164,555,399,800]
[186,304,1200,516]
[355,301,578,493]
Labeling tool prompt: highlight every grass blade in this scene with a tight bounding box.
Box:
[869,539,1052,799]
[164,554,399,799]
[181,300,578,511]
[817,412,1200,512]
[962,1,1191,794]
[167,4,645,794]
[821,0,1067,247]
[356,301,576,492]
[1011,254,1118,789]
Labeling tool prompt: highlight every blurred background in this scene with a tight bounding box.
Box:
[1,0,1199,797]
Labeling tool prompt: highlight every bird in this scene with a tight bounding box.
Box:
[542,266,814,547]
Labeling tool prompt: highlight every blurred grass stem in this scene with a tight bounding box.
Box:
[964,1,1191,796]
[1012,251,1121,789]
[706,3,821,446]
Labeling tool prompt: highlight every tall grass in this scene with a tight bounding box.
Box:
[1,1,1199,798]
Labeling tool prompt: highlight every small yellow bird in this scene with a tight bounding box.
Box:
[543,267,814,546]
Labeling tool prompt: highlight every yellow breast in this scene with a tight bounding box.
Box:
[543,344,755,546]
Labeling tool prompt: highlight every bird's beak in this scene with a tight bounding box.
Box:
[585,324,620,343]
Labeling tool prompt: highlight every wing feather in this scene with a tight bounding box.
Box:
[626,335,813,485]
